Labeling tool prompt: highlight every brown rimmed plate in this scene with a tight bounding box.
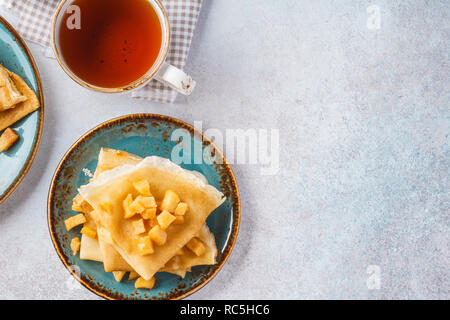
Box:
[0,16,44,204]
[47,114,240,299]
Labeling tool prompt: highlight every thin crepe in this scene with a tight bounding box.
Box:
[93,149,143,272]
[79,155,225,280]
[81,223,214,279]
[163,224,218,272]
[0,65,27,111]
[90,149,198,274]
[77,148,220,278]
[78,149,218,276]
[0,67,39,131]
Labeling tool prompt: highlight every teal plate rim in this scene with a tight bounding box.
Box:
[47,113,241,300]
[0,15,45,204]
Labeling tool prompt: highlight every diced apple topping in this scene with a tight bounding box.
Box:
[64,214,86,231]
[128,271,140,280]
[133,180,152,196]
[174,202,188,216]
[186,238,206,256]
[112,271,126,282]
[0,128,19,152]
[135,235,154,256]
[157,210,176,230]
[71,194,84,212]
[160,190,180,213]
[172,215,185,225]
[70,237,81,255]
[141,207,156,220]
[149,225,167,246]
[123,193,134,218]
[140,196,157,208]
[135,277,155,289]
[130,196,146,212]
[132,219,146,235]
[71,194,93,214]
[124,195,145,219]
[80,226,97,239]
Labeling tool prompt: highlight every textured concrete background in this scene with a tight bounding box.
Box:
[0,0,448,299]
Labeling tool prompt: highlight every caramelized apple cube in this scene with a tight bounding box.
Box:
[174,202,188,216]
[135,235,154,256]
[64,214,86,231]
[132,219,146,235]
[70,237,81,255]
[186,238,206,256]
[128,271,140,280]
[112,271,126,282]
[149,225,167,246]
[81,202,94,214]
[71,195,83,212]
[123,194,134,218]
[124,195,145,219]
[157,210,176,230]
[140,196,157,208]
[141,207,156,220]
[133,180,151,196]
[0,128,19,152]
[135,277,155,289]
[80,226,97,239]
[160,190,180,212]
[130,196,145,212]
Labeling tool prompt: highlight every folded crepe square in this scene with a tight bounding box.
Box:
[0,65,40,131]
[77,148,218,277]
[79,151,225,280]
[0,65,27,111]
[76,149,218,278]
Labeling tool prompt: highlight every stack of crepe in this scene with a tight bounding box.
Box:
[0,65,40,131]
[72,148,225,284]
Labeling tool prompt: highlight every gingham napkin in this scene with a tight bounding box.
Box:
[2,0,202,103]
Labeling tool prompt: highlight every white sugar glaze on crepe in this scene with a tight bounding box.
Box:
[79,152,225,280]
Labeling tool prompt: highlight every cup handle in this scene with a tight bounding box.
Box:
[154,62,196,95]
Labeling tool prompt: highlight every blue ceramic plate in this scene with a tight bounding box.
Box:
[0,16,44,204]
[48,114,240,300]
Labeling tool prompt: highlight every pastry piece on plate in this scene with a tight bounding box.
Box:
[0,66,40,131]
[73,148,219,281]
[79,154,225,280]
[93,148,143,179]
[0,65,27,111]
[93,148,143,272]
[0,127,19,152]
[83,148,217,274]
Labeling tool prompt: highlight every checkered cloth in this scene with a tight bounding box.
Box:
[3,0,202,103]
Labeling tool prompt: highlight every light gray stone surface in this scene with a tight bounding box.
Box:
[0,0,448,299]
